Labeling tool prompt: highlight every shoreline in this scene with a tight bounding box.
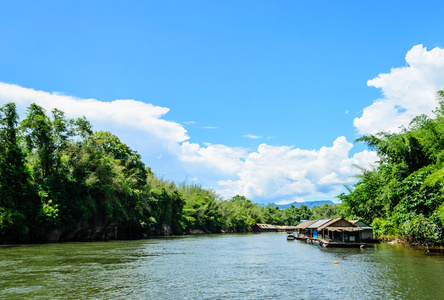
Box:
[2,231,444,250]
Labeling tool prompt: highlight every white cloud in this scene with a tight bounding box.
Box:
[0,82,189,147]
[275,198,305,205]
[217,136,377,201]
[0,82,378,203]
[244,133,262,139]
[178,142,247,175]
[318,172,341,185]
[354,45,444,135]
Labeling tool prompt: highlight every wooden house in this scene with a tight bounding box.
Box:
[350,220,376,242]
[316,218,364,247]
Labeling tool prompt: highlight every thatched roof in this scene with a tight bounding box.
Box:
[295,220,317,229]
[280,225,298,230]
[255,223,279,229]
[254,224,298,230]
[317,218,363,231]
[326,226,362,232]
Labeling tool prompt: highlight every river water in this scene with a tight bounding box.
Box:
[1,233,443,299]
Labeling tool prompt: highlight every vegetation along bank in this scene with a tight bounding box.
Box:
[2,92,444,245]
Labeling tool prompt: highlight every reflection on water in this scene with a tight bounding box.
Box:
[1,234,443,299]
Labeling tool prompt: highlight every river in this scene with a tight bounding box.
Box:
[1,233,443,299]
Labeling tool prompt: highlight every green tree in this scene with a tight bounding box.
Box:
[311,204,341,220]
[0,103,36,241]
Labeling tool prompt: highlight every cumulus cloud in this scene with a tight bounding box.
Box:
[354,45,444,135]
[0,82,189,147]
[217,137,378,201]
[0,82,246,185]
[178,142,247,175]
[0,82,378,203]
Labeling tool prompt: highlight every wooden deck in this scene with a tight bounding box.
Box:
[304,238,365,248]
[319,239,365,248]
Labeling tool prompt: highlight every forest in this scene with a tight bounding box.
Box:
[1,93,444,245]
[0,102,339,243]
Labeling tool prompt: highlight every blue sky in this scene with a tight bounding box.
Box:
[1,1,444,204]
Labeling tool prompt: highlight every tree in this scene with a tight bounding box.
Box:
[311,204,341,220]
[20,104,55,181]
[0,103,35,241]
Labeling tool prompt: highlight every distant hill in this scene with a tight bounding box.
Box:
[274,200,335,209]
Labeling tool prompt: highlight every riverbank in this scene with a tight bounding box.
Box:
[4,224,444,248]
[377,236,444,249]
[0,225,255,245]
